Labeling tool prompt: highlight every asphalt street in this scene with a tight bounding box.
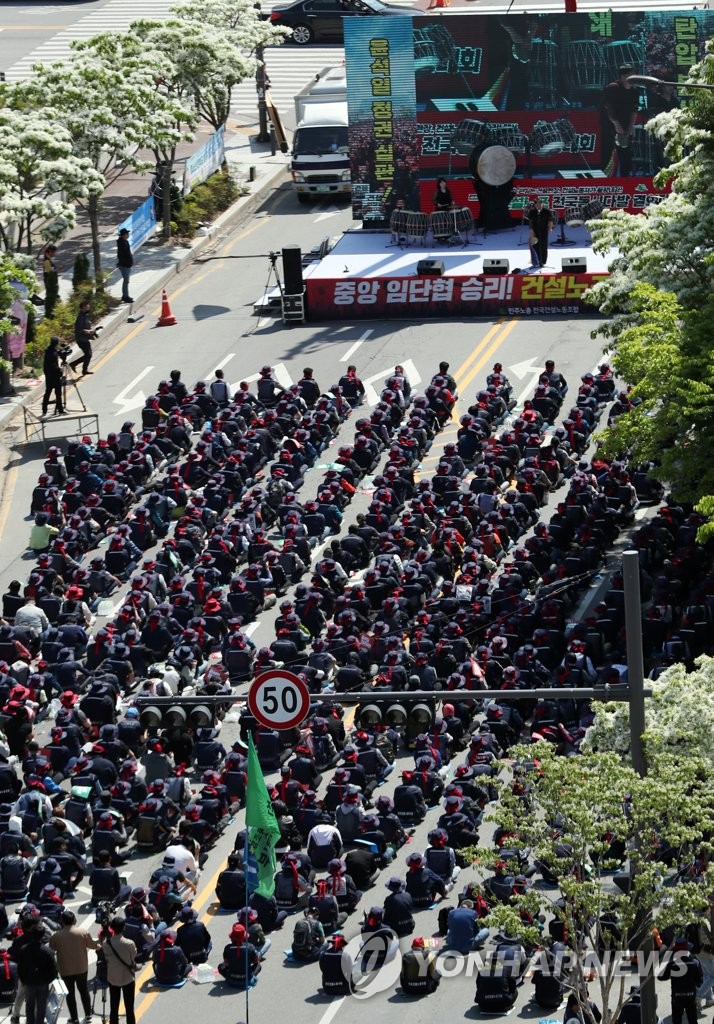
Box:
[0,0,112,71]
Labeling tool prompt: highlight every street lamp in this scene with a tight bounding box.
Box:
[627,74,714,91]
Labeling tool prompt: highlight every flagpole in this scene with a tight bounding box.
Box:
[244,825,250,1024]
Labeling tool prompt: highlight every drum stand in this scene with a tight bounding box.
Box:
[551,213,577,247]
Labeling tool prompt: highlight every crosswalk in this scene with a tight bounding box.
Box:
[230,44,344,131]
[4,0,175,81]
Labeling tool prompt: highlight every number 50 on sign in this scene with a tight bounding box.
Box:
[247,670,311,731]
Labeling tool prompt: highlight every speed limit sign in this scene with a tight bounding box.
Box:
[248,670,311,731]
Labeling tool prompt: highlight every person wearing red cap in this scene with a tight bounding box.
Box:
[218,923,261,987]
[151,930,190,986]
[400,936,440,995]
[319,932,351,994]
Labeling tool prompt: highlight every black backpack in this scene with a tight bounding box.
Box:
[291,918,319,960]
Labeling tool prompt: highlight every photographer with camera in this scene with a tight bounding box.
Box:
[49,909,97,1024]
[100,916,137,1024]
[70,300,99,377]
[41,337,65,418]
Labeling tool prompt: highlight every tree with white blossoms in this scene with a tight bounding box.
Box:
[17,50,165,282]
[465,744,714,1024]
[171,0,291,54]
[0,105,103,255]
[587,43,714,536]
[71,31,197,242]
[128,20,255,132]
[583,655,714,770]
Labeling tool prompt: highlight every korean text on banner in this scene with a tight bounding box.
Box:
[183,127,226,196]
[116,195,157,253]
[245,734,281,898]
[6,282,28,360]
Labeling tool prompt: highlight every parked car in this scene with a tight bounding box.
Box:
[267,0,413,45]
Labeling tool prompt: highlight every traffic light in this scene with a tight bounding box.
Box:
[356,698,435,743]
[137,700,214,731]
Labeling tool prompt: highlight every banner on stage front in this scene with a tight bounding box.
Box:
[306,272,609,319]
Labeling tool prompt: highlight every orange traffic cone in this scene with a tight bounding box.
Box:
[157,289,177,326]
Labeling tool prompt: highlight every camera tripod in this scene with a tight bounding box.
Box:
[91,974,109,1024]
[60,361,88,412]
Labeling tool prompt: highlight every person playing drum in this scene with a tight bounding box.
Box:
[602,64,639,177]
[433,178,454,212]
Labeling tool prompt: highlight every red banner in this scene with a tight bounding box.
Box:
[417,176,669,220]
[306,272,609,320]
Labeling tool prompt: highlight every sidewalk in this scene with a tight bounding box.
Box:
[0,122,289,434]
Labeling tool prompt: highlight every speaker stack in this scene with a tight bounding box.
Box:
[561,256,587,273]
[416,258,445,277]
[483,258,509,275]
[281,246,305,323]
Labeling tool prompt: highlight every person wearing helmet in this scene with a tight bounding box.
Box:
[424,828,458,884]
[400,935,440,995]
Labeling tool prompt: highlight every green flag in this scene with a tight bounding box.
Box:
[245,734,281,898]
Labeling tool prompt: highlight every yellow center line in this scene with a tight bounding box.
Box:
[0,462,19,546]
[457,320,519,400]
[91,321,148,374]
[452,318,506,382]
[134,851,232,1019]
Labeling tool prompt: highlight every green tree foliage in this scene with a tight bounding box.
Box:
[588,43,714,527]
[465,745,714,1024]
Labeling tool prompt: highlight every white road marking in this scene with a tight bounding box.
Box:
[339,330,373,363]
[214,353,235,372]
[229,361,293,393]
[113,366,155,418]
[363,357,421,405]
[314,207,344,222]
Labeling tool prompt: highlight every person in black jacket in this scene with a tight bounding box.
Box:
[660,935,703,1024]
[116,229,133,303]
[42,337,65,417]
[176,907,212,964]
[14,922,58,1024]
[383,877,415,937]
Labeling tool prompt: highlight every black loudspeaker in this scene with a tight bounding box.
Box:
[561,256,587,273]
[282,246,304,294]
[483,258,509,275]
[416,258,444,276]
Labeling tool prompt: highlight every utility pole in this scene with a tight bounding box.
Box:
[255,43,270,144]
[623,548,657,1024]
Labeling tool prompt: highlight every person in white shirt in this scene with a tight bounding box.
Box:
[163,840,198,882]
[14,597,50,640]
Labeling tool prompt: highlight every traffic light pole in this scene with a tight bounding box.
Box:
[255,44,270,144]
[134,685,649,707]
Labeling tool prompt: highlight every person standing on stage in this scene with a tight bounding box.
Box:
[527,197,554,269]
[602,64,639,178]
[42,336,65,417]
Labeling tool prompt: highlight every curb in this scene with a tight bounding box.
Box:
[0,158,289,437]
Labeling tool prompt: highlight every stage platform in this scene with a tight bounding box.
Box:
[298,225,611,320]
[306,223,609,281]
